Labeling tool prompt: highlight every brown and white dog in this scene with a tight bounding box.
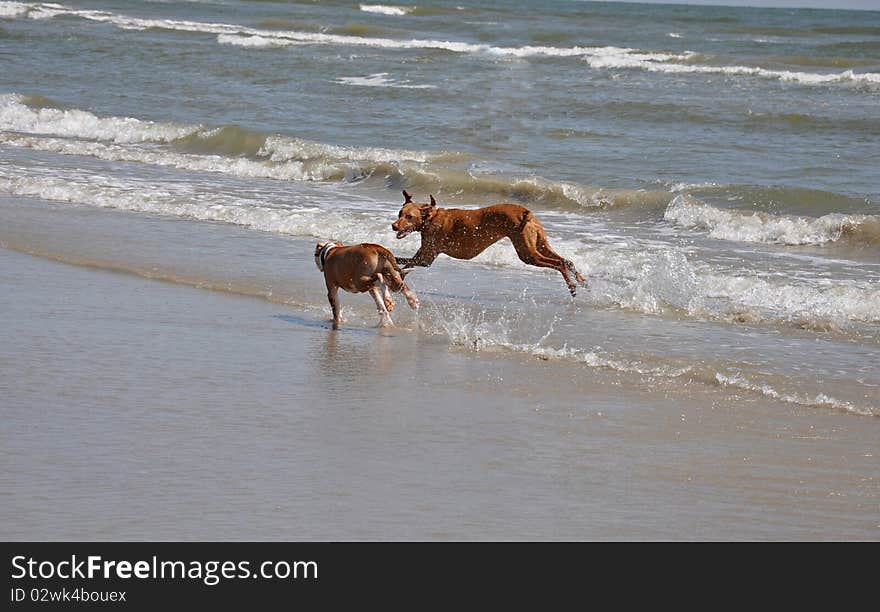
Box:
[314,241,419,329]
[391,191,587,296]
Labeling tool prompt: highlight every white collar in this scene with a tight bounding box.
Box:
[317,243,337,271]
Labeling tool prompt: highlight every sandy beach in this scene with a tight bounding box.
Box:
[2,198,877,540]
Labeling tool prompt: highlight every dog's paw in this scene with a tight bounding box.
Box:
[384,295,395,311]
[407,295,420,310]
[379,316,394,328]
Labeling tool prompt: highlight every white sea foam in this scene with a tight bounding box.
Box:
[425,304,877,414]
[698,271,880,325]
[0,1,29,17]
[359,4,413,16]
[334,72,435,89]
[258,134,435,164]
[583,50,880,87]
[216,33,304,48]
[715,373,873,416]
[664,194,880,245]
[431,308,692,376]
[0,133,335,181]
[0,93,199,143]
[0,168,394,245]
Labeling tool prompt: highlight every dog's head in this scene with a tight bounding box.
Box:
[392,190,436,239]
[314,241,342,271]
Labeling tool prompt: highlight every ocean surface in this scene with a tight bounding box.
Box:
[1,0,879,422]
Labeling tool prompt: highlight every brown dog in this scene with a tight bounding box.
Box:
[391,191,586,296]
[315,241,419,329]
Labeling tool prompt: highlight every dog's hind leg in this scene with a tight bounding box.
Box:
[512,229,579,297]
[535,226,586,287]
[376,273,395,311]
[369,285,394,327]
[384,267,420,310]
[382,284,395,311]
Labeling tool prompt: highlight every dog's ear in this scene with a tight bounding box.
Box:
[429,195,437,207]
[403,190,413,203]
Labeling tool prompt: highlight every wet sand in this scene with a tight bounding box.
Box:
[1,238,877,540]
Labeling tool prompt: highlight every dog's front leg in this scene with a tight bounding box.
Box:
[326,282,342,329]
[397,246,437,270]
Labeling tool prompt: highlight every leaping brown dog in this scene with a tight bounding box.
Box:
[391,191,586,296]
[315,241,419,329]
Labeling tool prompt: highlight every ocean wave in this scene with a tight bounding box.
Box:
[669,181,875,217]
[0,132,338,181]
[215,28,624,58]
[329,22,395,37]
[256,17,321,31]
[583,49,880,88]
[428,307,693,377]
[745,110,880,135]
[1,92,677,210]
[425,305,876,415]
[359,4,413,16]
[333,72,436,89]
[0,1,28,17]
[401,170,674,210]
[570,241,880,326]
[715,373,874,417]
[0,93,199,143]
[1,95,872,231]
[8,1,878,89]
[216,33,304,48]
[757,54,876,69]
[0,93,457,180]
[0,168,393,244]
[664,194,880,246]
[812,25,880,36]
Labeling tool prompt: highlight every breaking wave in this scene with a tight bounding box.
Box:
[359,4,413,16]
[0,93,678,210]
[0,93,459,182]
[665,194,880,246]
[333,72,435,89]
[715,373,874,417]
[423,305,876,416]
